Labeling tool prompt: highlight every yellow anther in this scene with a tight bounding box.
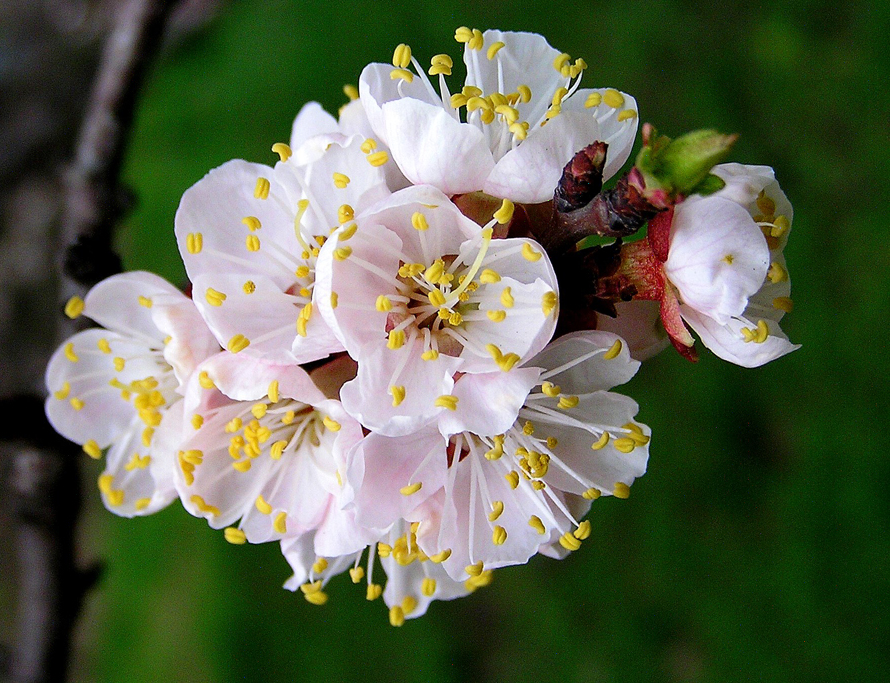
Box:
[125,453,151,471]
[377,542,392,558]
[251,403,267,420]
[492,525,507,546]
[331,172,351,189]
[429,549,452,564]
[411,211,430,231]
[389,67,414,83]
[387,329,406,350]
[509,122,529,140]
[455,26,473,42]
[82,440,102,459]
[510,86,529,105]
[771,215,791,237]
[466,96,492,113]
[613,482,631,499]
[505,471,520,489]
[360,139,377,154]
[227,334,250,354]
[421,349,439,361]
[486,310,506,322]
[494,103,519,123]
[299,301,313,321]
[312,557,329,574]
[348,566,365,583]
[531,480,546,491]
[135,498,151,511]
[111,357,125,372]
[333,246,352,261]
[583,488,602,500]
[63,342,79,362]
[773,297,794,312]
[54,382,71,401]
[603,339,623,360]
[623,423,650,446]
[603,89,625,108]
[528,515,546,535]
[141,427,154,447]
[190,414,204,431]
[489,92,508,108]
[224,527,247,544]
[180,449,203,466]
[488,501,504,522]
[400,482,423,496]
[266,380,279,404]
[465,561,484,577]
[254,177,270,199]
[64,295,85,319]
[136,295,153,309]
[269,440,287,460]
[431,53,453,68]
[448,310,463,326]
[337,203,355,224]
[434,395,458,411]
[484,443,503,460]
[478,269,501,285]
[429,62,452,76]
[367,150,390,167]
[469,28,484,50]
[553,52,571,73]
[493,198,515,225]
[768,261,788,283]
[94,339,111,355]
[224,417,242,434]
[245,234,260,252]
[322,416,341,432]
[500,287,514,308]
[366,583,383,601]
[70,397,84,411]
[205,288,226,307]
[392,43,412,68]
[343,83,359,100]
[304,589,328,606]
[243,280,256,294]
[273,511,287,534]
[390,385,406,407]
[375,295,393,312]
[617,109,638,122]
[486,41,506,59]
[521,242,542,262]
[255,495,272,515]
[330,292,338,309]
[585,91,603,108]
[574,520,592,540]
[559,531,582,551]
[450,93,468,109]
[105,488,124,507]
[428,288,446,307]
[388,605,406,627]
[591,432,610,450]
[421,577,437,597]
[241,216,261,231]
[272,142,292,162]
[540,291,559,317]
[551,86,569,106]
[558,395,580,410]
[191,495,221,517]
[185,232,203,254]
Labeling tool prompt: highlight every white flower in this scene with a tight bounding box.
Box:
[174,352,377,555]
[664,163,799,367]
[45,272,218,516]
[175,134,390,365]
[281,520,472,622]
[314,184,559,436]
[344,331,649,582]
[359,28,639,203]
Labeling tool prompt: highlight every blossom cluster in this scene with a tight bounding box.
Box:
[45,29,798,624]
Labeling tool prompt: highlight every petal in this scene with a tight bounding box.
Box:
[470,31,564,108]
[152,295,219,385]
[348,428,447,529]
[83,271,182,344]
[381,98,495,195]
[358,62,445,144]
[563,88,639,181]
[680,305,800,368]
[594,301,670,362]
[198,351,325,405]
[440,368,541,439]
[528,330,641,394]
[289,102,339,153]
[711,163,777,206]
[665,196,770,324]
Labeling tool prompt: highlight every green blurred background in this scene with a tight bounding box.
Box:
[71,0,890,680]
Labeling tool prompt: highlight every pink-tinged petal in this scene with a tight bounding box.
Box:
[594,301,670,362]
[280,533,318,590]
[198,352,325,405]
[680,305,800,368]
[314,504,382,559]
[429,452,559,582]
[152,296,219,385]
[381,98,495,195]
[665,196,770,324]
[175,160,295,285]
[83,272,182,344]
[523,392,649,497]
[358,63,444,144]
[528,331,640,394]
[338,99,411,191]
[483,111,601,203]
[470,31,564,107]
[348,428,447,529]
[711,163,776,206]
[464,276,557,373]
[44,329,162,447]
[289,102,339,153]
[441,368,541,439]
[339,338,461,437]
[563,89,639,181]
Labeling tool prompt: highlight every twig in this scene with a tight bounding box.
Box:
[6,2,180,682]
